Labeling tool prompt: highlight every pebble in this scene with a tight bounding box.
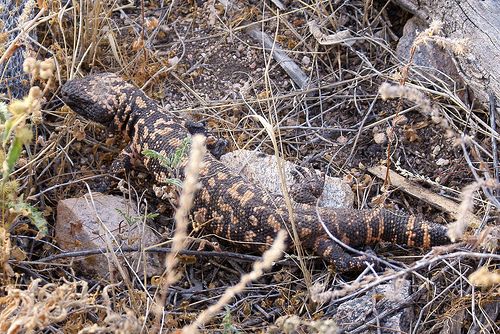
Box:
[432,145,441,156]
[373,132,387,144]
[436,158,450,166]
[302,55,311,66]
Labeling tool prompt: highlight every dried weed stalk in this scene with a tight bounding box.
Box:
[0,278,90,333]
[18,0,36,26]
[0,227,14,279]
[399,20,468,86]
[447,181,482,242]
[380,20,468,186]
[0,0,44,67]
[152,134,206,331]
[413,20,469,56]
[468,266,500,288]
[275,314,340,334]
[379,82,453,134]
[79,283,142,334]
[310,275,378,304]
[0,55,53,269]
[182,230,286,334]
[448,178,499,242]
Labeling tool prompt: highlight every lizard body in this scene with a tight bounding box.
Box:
[61,73,451,272]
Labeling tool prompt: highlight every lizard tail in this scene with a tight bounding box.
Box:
[316,207,451,249]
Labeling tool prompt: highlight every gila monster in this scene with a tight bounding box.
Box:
[61,73,452,272]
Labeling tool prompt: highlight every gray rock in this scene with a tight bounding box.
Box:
[334,279,411,334]
[220,149,354,209]
[55,193,163,279]
[396,17,463,87]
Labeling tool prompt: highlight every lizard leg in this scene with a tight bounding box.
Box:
[314,236,374,273]
[205,135,228,160]
[289,166,325,205]
[94,145,137,192]
[184,120,227,159]
[109,145,137,175]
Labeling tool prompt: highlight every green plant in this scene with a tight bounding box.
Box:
[0,88,47,236]
[142,136,191,187]
[222,307,240,334]
[116,208,159,226]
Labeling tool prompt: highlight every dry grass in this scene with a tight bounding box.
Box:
[0,1,498,333]
[182,230,286,333]
[152,134,206,332]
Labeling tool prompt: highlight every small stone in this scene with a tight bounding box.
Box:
[302,56,311,66]
[337,135,348,145]
[396,17,463,86]
[168,56,179,66]
[432,145,441,156]
[436,158,450,166]
[335,280,411,333]
[220,149,354,209]
[431,115,442,124]
[373,132,387,144]
[392,114,408,126]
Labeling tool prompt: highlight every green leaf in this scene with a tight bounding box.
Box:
[3,135,23,179]
[222,307,240,334]
[29,207,48,236]
[142,137,191,170]
[164,178,183,188]
[145,212,159,219]
[115,209,160,226]
[115,208,137,226]
[143,149,170,167]
[3,117,15,144]
[169,137,191,168]
[10,201,48,236]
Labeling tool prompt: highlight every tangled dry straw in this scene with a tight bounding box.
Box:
[0,279,91,333]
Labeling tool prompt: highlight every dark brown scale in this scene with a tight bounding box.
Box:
[61,73,452,272]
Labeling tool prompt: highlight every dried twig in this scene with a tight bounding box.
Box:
[30,245,296,265]
[246,27,310,90]
[368,165,481,227]
[182,230,286,333]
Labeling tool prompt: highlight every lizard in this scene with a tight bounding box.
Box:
[60,72,452,272]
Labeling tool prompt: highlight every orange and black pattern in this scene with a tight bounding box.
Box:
[61,73,451,272]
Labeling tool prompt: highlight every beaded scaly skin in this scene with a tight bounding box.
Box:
[61,73,451,272]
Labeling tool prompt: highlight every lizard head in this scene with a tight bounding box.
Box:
[61,72,136,128]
